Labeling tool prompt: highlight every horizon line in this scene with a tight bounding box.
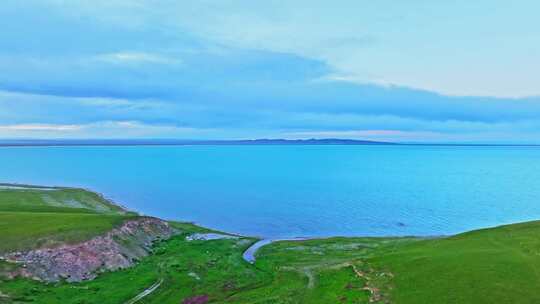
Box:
[0,138,539,147]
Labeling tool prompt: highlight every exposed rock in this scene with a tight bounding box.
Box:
[3,217,176,282]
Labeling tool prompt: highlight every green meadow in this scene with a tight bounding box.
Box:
[0,185,133,254]
[1,185,540,303]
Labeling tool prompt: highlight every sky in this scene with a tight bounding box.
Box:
[0,1,539,143]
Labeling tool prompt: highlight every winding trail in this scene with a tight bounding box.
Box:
[242,238,308,264]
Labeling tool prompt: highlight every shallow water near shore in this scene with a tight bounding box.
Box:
[1,145,540,238]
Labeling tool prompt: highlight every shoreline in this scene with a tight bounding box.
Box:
[1,183,504,241]
[5,182,540,303]
[0,181,522,264]
[0,182,423,264]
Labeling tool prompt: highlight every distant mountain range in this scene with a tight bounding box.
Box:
[0,138,395,147]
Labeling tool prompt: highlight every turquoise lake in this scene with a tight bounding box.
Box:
[1,145,540,238]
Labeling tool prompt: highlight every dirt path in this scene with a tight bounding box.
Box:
[351,264,386,303]
[124,279,163,304]
[242,238,309,264]
[305,269,317,289]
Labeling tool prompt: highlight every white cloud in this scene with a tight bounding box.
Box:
[0,89,167,110]
[315,73,396,88]
[75,97,169,110]
[0,123,82,131]
[81,0,537,98]
[95,52,181,65]
[6,1,540,97]
[0,121,215,139]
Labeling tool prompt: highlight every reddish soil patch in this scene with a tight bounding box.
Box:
[182,295,209,304]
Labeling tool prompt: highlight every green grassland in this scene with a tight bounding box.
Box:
[2,185,540,303]
[0,185,134,253]
[369,221,540,303]
[0,184,128,214]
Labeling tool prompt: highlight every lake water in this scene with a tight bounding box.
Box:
[1,145,540,238]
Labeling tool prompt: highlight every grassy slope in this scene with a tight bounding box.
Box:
[0,186,133,253]
[0,223,268,304]
[247,222,540,304]
[2,186,540,303]
[235,237,392,303]
[0,186,127,214]
[370,221,540,304]
[0,224,377,304]
[0,212,129,253]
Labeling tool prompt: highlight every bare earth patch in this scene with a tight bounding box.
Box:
[3,217,177,282]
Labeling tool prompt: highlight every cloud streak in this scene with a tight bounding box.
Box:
[95,52,182,65]
[0,120,220,139]
[0,123,82,131]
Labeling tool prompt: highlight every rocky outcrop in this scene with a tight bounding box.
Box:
[3,217,176,282]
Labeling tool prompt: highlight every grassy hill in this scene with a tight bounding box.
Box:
[370,221,540,303]
[1,185,540,303]
[0,185,134,253]
[0,184,128,214]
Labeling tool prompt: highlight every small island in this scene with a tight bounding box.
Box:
[1,184,539,304]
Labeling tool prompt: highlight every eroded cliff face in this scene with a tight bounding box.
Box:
[2,217,176,282]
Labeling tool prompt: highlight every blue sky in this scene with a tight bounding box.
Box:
[0,1,539,143]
